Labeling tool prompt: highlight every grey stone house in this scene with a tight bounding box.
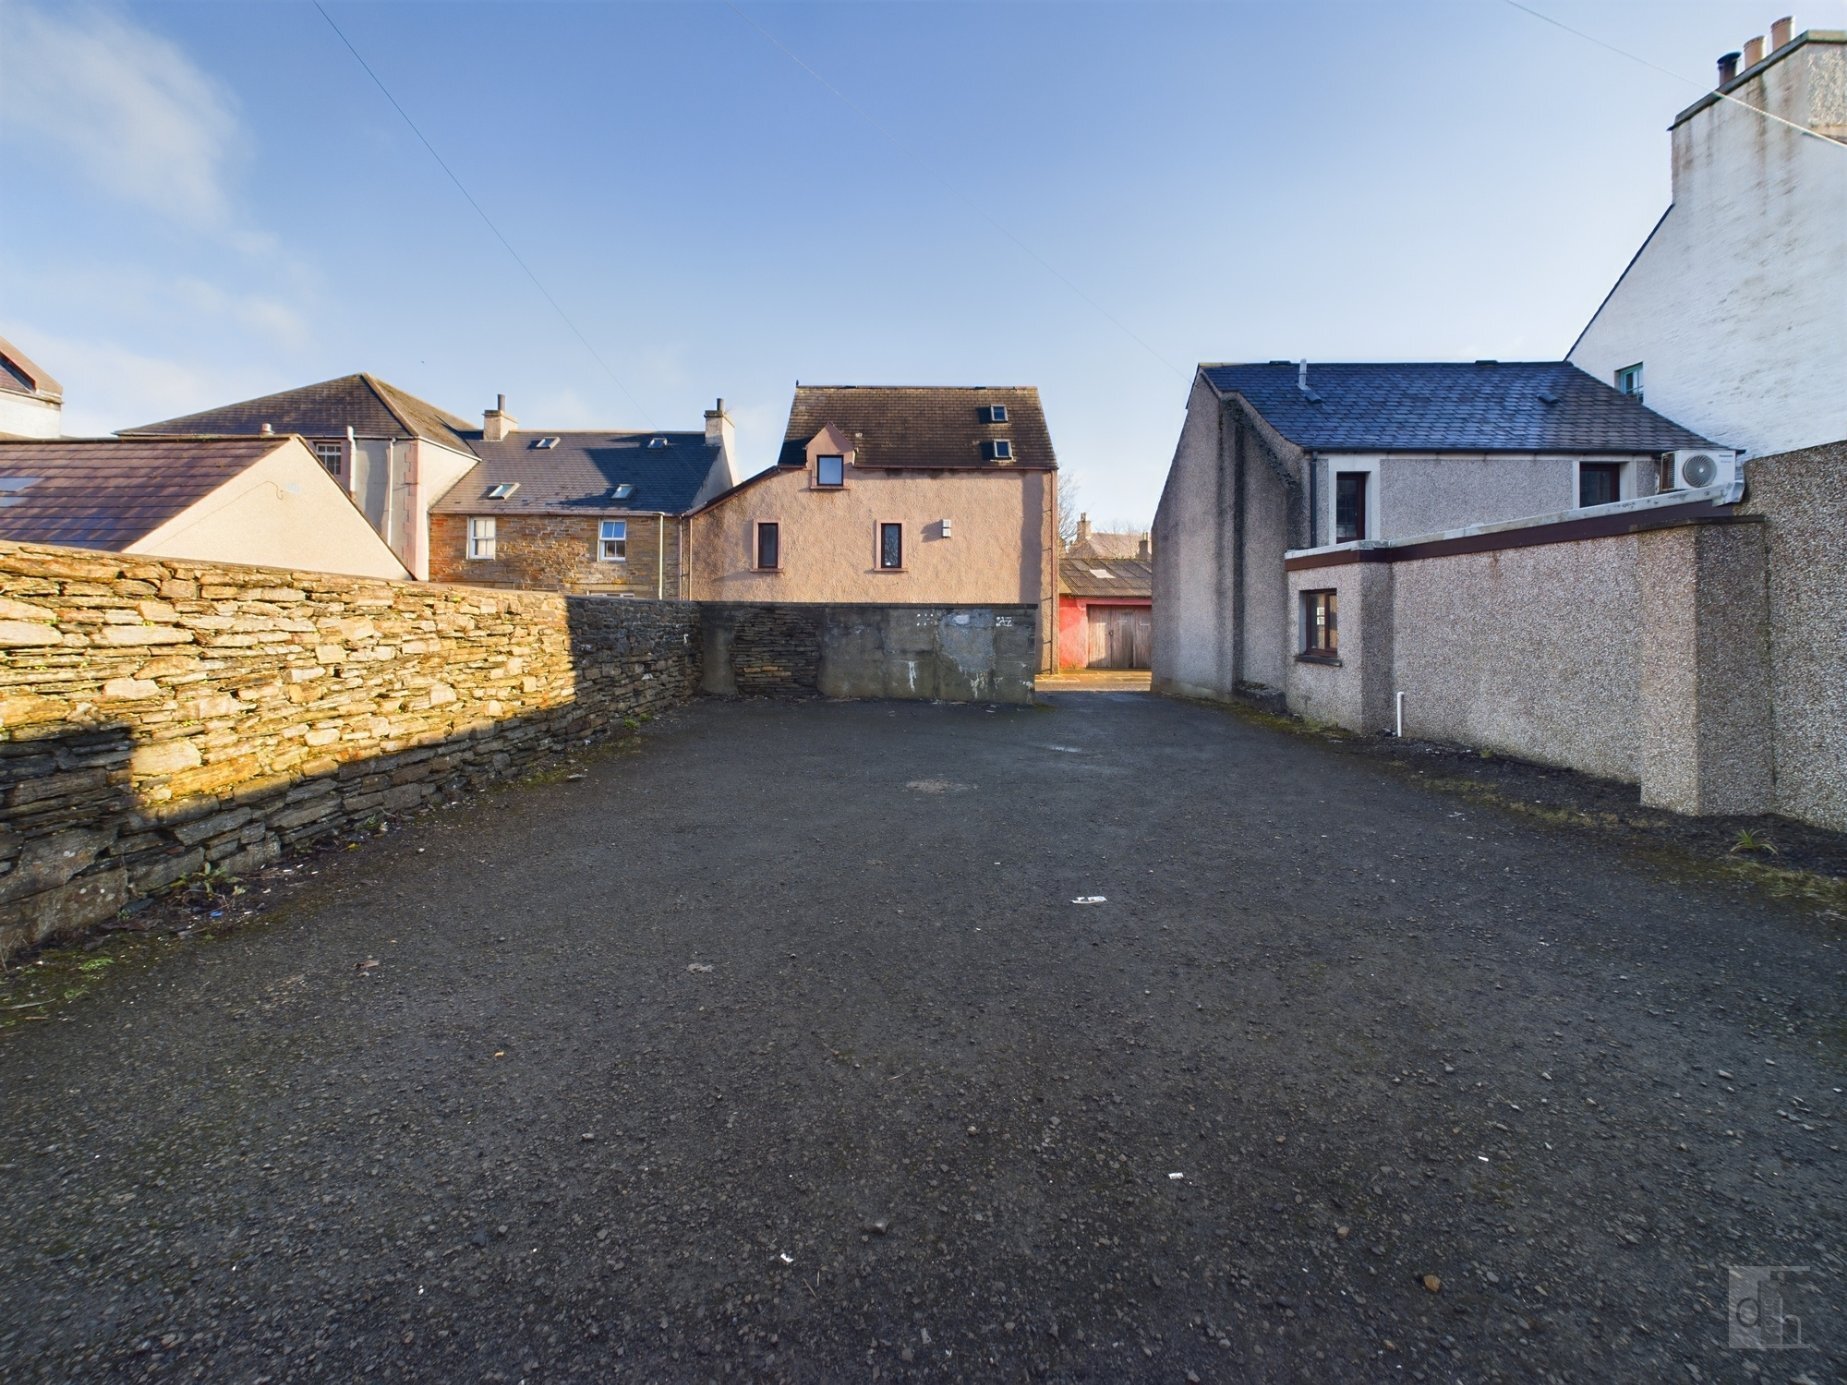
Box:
[1150,361,1727,704]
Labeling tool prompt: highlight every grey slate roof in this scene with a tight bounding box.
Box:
[776,386,1057,470]
[124,374,475,451]
[0,438,284,550]
[1201,362,1715,452]
[1060,556,1153,599]
[431,432,722,516]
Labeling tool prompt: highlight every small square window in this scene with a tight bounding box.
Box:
[879,522,903,570]
[599,519,628,562]
[1615,363,1643,399]
[981,439,1013,461]
[980,404,1008,423]
[312,441,342,473]
[1579,463,1622,508]
[467,516,496,560]
[1302,589,1337,657]
[816,454,844,488]
[756,521,780,570]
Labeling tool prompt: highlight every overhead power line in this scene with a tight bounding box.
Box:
[312,1,652,422]
[1500,0,1844,147]
[721,0,1187,380]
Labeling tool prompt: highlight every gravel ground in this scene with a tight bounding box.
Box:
[0,692,1841,1383]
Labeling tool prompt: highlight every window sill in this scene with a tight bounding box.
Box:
[753,566,781,574]
[1295,652,1343,667]
[874,566,907,574]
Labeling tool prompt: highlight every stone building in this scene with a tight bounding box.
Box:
[428,402,736,596]
[1567,22,1846,456]
[687,385,1059,670]
[1150,360,1720,705]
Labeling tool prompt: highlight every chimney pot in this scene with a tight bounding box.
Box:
[483,396,516,442]
[1770,16,1792,49]
[260,422,273,434]
[496,393,506,412]
[1743,35,1765,66]
[1718,50,1741,83]
[1297,359,1309,391]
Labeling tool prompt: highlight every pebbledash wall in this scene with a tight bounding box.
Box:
[0,542,701,959]
[1280,443,1846,830]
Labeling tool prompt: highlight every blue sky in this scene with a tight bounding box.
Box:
[0,0,1814,525]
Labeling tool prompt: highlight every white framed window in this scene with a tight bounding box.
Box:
[312,441,342,473]
[980,404,1008,423]
[599,519,628,562]
[981,439,1013,461]
[466,517,496,560]
[1615,363,1643,399]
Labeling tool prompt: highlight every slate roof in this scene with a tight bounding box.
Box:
[124,374,475,451]
[1200,362,1715,452]
[775,386,1057,470]
[0,438,285,550]
[430,432,722,516]
[1060,556,1153,599]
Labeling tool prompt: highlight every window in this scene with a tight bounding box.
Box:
[599,520,627,561]
[816,454,844,488]
[981,439,1013,461]
[647,436,670,448]
[467,517,496,560]
[879,522,903,570]
[1302,589,1338,658]
[756,521,780,570]
[980,404,1008,423]
[1334,472,1368,543]
[486,482,518,500]
[611,483,635,501]
[1615,363,1644,399]
[312,441,342,473]
[1579,463,1623,508]
[531,437,560,450]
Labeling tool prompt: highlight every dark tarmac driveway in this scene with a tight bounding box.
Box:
[1,693,1841,1382]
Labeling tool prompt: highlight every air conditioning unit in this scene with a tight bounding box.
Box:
[1665,448,1740,492]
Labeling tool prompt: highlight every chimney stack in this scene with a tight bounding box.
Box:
[1718,50,1741,84]
[704,396,734,460]
[1743,34,1765,66]
[1138,535,1151,561]
[483,393,516,443]
[1076,513,1092,546]
[1770,16,1792,49]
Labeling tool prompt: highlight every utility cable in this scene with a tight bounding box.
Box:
[311,2,654,423]
[721,0,1187,380]
[1500,0,1844,147]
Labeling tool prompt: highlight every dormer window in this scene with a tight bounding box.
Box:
[531,437,560,450]
[816,454,844,488]
[980,404,1008,423]
[486,482,519,499]
[981,439,1013,462]
[1615,363,1643,400]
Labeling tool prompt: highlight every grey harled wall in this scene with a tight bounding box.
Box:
[701,603,1038,705]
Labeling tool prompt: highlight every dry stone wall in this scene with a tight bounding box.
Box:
[0,542,700,957]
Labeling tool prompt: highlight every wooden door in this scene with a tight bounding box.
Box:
[1087,606,1152,669]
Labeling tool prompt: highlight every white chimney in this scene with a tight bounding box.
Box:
[704,396,734,461]
[483,393,516,442]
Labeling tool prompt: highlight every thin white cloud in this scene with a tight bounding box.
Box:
[5,324,275,437]
[1,3,245,231]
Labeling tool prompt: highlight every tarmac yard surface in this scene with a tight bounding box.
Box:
[1,693,1841,1382]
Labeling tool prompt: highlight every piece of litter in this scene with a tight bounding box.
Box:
[565,772,587,781]
[1072,896,1107,905]
[1168,1172,1185,1180]
[686,962,714,974]
[778,1253,794,1264]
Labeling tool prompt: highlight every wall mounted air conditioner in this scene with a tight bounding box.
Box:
[1665,448,1740,491]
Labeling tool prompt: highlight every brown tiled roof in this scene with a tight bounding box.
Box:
[1068,531,1149,560]
[123,373,474,451]
[775,386,1057,470]
[0,335,62,402]
[0,438,284,550]
[1060,556,1153,599]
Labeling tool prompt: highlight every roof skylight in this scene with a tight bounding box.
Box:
[647,437,670,448]
[486,482,519,499]
[612,483,635,500]
[532,437,560,450]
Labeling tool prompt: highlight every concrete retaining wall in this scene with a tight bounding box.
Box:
[700,603,1037,704]
[0,542,701,958]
